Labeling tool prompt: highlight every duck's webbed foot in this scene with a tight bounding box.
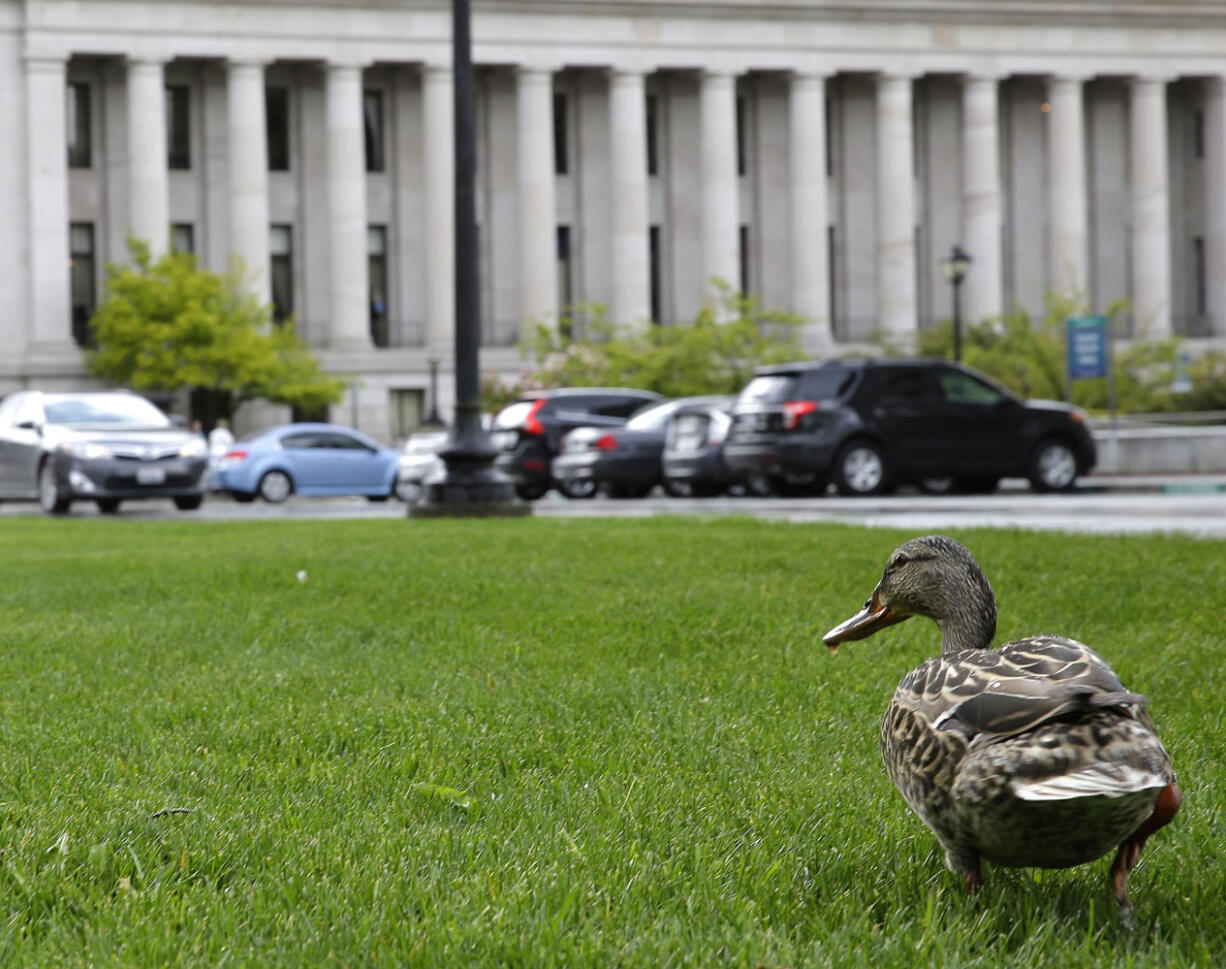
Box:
[1109,782,1182,915]
[961,866,984,894]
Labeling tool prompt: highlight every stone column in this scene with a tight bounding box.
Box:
[227,59,270,301]
[326,61,371,350]
[789,71,831,350]
[608,68,650,327]
[701,69,739,316]
[1046,74,1089,299]
[127,58,169,256]
[24,54,74,357]
[423,63,455,356]
[961,73,1003,324]
[517,66,558,328]
[876,72,918,342]
[1205,77,1226,337]
[1130,75,1172,338]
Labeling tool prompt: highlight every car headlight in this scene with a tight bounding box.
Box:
[180,438,208,458]
[58,441,112,460]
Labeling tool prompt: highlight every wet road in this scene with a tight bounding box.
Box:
[4,475,1225,538]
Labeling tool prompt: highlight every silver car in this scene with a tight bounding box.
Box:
[0,390,209,515]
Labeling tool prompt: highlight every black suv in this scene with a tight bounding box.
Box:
[723,358,1096,496]
[491,387,664,500]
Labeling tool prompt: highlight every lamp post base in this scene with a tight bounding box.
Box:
[407,431,532,519]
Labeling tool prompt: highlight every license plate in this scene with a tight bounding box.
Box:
[675,434,704,452]
[491,431,516,450]
[136,467,166,485]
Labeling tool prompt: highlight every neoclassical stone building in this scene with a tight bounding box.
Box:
[5,0,1226,440]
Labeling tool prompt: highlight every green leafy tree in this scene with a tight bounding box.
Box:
[88,240,346,421]
[484,285,808,410]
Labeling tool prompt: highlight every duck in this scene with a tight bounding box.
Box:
[822,534,1180,913]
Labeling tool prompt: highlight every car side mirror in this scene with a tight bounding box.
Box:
[15,419,42,434]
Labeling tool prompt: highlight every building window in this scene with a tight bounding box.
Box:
[363,89,385,173]
[1194,236,1206,316]
[369,225,389,347]
[269,224,293,322]
[171,223,195,254]
[166,84,191,170]
[67,82,92,169]
[556,225,572,314]
[828,224,838,334]
[69,223,96,347]
[739,224,750,295]
[646,94,659,176]
[649,225,662,324]
[736,95,747,177]
[389,389,424,441]
[825,95,834,176]
[266,87,290,171]
[553,92,568,175]
[1193,110,1205,160]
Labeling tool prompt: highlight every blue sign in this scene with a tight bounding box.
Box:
[1066,315,1108,380]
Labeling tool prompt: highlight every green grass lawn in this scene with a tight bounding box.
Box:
[0,517,1220,967]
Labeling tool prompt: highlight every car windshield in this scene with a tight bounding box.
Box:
[737,374,802,404]
[43,394,171,429]
[624,400,680,431]
[494,400,537,429]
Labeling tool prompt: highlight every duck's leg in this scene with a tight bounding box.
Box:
[962,866,984,893]
[1109,782,1182,913]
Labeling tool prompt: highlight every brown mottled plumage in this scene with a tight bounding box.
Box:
[823,535,1180,912]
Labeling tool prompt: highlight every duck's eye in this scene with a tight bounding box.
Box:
[891,553,910,570]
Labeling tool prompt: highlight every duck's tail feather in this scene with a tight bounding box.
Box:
[1011,763,1169,801]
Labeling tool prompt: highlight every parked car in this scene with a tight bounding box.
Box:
[491,388,664,500]
[0,390,209,515]
[551,395,733,499]
[211,423,407,503]
[395,429,450,503]
[661,398,772,497]
[722,358,1097,496]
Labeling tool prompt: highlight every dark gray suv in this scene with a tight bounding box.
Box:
[0,390,209,514]
[722,358,1097,496]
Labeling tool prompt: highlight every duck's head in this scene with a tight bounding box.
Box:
[822,535,997,655]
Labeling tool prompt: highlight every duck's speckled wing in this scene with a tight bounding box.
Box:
[896,635,1143,745]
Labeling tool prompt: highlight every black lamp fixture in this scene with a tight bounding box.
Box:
[940,244,973,363]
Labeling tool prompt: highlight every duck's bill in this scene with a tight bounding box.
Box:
[822,594,909,653]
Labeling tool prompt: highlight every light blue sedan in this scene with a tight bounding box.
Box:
[211,423,409,503]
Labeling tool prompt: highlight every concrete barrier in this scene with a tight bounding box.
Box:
[1092,424,1226,474]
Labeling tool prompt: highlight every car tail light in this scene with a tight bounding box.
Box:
[782,400,818,430]
[523,399,547,435]
[224,449,248,460]
[596,433,619,451]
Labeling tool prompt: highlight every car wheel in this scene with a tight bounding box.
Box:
[833,440,888,497]
[174,495,204,511]
[395,479,422,503]
[1029,439,1078,493]
[514,482,548,501]
[96,498,122,514]
[257,469,293,504]
[558,478,598,500]
[918,476,956,495]
[662,478,694,498]
[37,463,71,515]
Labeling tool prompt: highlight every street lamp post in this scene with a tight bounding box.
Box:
[424,358,443,426]
[410,0,528,517]
[940,245,973,363]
